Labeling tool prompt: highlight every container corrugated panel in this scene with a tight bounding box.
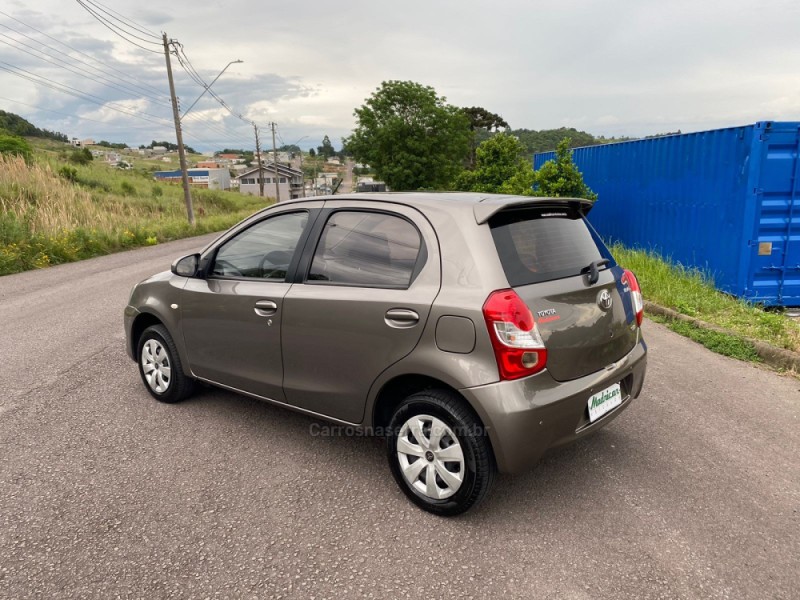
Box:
[534,121,800,306]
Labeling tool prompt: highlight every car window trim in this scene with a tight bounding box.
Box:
[292,207,427,290]
[204,208,321,283]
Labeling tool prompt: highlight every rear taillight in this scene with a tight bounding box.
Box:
[622,269,644,327]
[482,289,547,380]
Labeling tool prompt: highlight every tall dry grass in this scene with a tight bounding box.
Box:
[0,154,120,233]
[0,153,266,275]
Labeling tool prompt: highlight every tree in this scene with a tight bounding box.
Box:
[308,148,316,158]
[455,133,535,195]
[462,106,509,132]
[461,106,509,168]
[317,135,336,159]
[534,138,597,201]
[344,80,471,190]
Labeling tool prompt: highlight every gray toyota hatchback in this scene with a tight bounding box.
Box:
[125,193,647,515]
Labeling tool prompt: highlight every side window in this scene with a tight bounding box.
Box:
[308,211,422,288]
[211,211,308,280]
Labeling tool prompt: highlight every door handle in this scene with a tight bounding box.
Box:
[385,308,419,329]
[254,300,278,317]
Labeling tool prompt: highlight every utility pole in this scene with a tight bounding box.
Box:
[162,33,194,226]
[253,122,264,198]
[270,122,280,202]
[299,151,305,198]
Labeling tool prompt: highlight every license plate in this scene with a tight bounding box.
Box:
[587,383,622,423]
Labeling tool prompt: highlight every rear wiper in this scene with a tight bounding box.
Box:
[583,258,610,285]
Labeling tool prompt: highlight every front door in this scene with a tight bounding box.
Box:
[180,208,317,401]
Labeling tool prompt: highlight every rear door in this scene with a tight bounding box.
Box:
[489,204,639,381]
[281,201,441,423]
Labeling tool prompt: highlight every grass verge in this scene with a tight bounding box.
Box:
[610,243,800,355]
[648,315,762,362]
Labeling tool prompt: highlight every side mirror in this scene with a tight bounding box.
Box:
[171,253,200,278]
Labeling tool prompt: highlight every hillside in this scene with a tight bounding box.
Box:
[0,137,266,276]
[0,110,68,142]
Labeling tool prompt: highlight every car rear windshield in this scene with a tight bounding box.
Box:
[489,205,612,286]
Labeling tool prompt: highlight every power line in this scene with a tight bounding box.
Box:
[0,95,165,130]
[0,10,166,98]
[0,61,173,126]
[172,44,250,124]
[0,32,168,105]
[75,0,162,53]
[82,0,160,40]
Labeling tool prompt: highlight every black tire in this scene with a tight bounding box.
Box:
[136,324,195,403]
[387,390,495,516]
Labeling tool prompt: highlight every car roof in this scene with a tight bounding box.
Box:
[273,192,594,224]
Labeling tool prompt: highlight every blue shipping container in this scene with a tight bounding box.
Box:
[534,121,800,306]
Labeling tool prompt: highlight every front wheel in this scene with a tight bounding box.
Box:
[137,324,195,403]
[387,390,495,516]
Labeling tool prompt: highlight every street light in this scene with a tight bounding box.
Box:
[181,59,243,120]
[170,58,242,226]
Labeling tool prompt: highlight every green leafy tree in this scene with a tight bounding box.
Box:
[317,135,336,159]
[308,148,316,158]
[455,133,535,195]
[534,138,597,201]
[462,106,509,168]
[344,80,471,190]
[0,134,33,163]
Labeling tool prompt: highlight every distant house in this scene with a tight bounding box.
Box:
[237,163,304,200]
[151,146,168,154]
[196,161,222,169]
[326,156,341,166]
[153,168,231,190]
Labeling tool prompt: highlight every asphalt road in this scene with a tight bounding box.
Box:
[1,235,798,599]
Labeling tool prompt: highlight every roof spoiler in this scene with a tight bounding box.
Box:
[473,196,594,224]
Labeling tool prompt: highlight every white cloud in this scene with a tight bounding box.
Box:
[0,0,798,150]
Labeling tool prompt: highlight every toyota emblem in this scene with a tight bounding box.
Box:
[597,289,613,310]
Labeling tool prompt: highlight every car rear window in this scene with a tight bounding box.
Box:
[489,206,612,286]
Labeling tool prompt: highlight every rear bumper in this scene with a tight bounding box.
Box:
[461,337,647,474]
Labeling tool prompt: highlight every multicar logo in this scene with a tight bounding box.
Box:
[590,386,619,409]
[597,289,613,310]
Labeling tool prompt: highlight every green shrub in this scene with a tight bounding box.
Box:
[120,181,136,196]
[58,165,78,182]
[69,148,93,165]
[0,134,33,163]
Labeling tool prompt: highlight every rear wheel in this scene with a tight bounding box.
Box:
[387,390,495,516]
[137,324,195,403]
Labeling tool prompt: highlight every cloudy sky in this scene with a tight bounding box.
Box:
[1,0,798,152]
